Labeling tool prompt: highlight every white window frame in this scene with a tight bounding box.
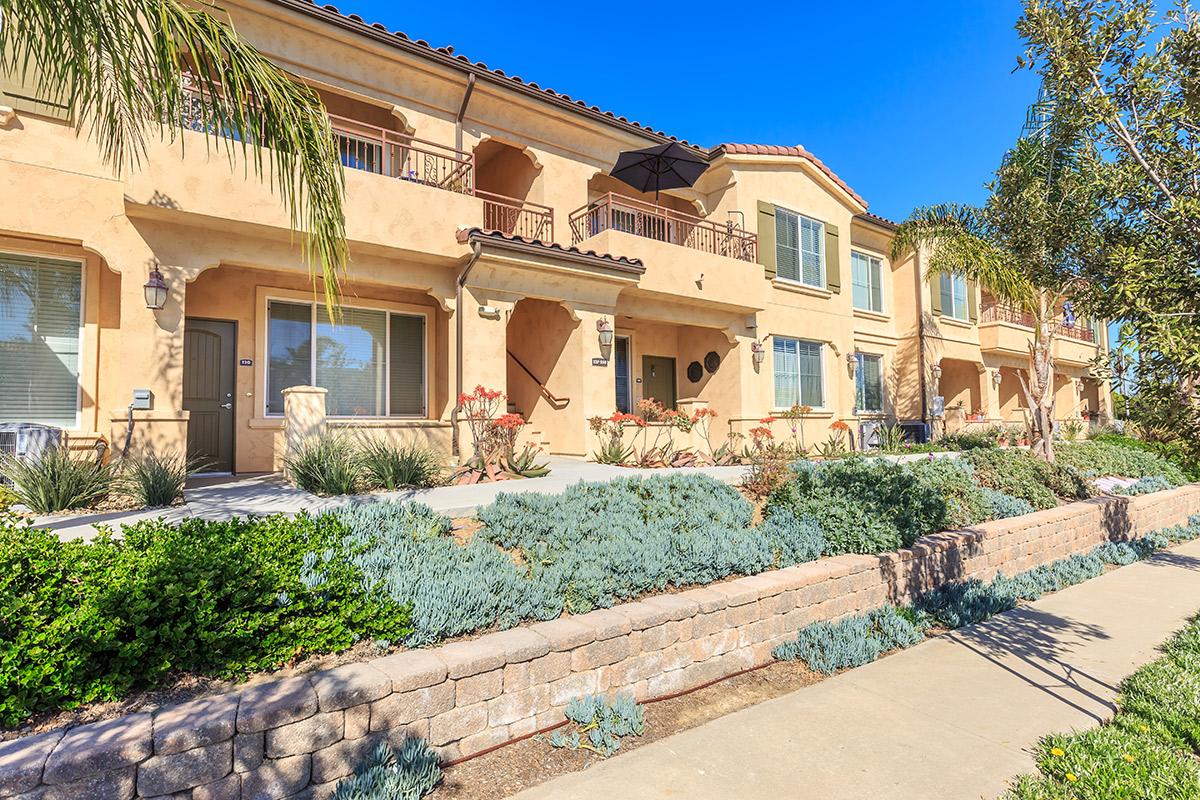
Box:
[940,271,970,320]
[774,206,825,288]
[854,352,884,414]
[0,250,85,430]
[264,296,428,419]
[772,335,826,410]
[851,250,885,313]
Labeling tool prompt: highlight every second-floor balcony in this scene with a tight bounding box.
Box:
[569,193,757,263]
[980,302,1097,343]
[332,116,553,241]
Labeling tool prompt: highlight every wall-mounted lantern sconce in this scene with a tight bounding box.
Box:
[596,317,614,349]
[751,339,765,368]
[991,369,1003,388]
[143,265,168,310]
[845,351,859,375]
[930,361,943,387]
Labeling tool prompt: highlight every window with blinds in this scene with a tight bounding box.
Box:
[0,253,82,427]
[266,299,426,417]
[773,336,824,409]
[855,353,884,413]
[852,252,884,313]
[939,272,969,320]
[774,207,825,288]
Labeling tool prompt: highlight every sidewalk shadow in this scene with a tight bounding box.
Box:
[947,606,1117,723]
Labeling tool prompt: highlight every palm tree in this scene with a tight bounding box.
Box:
[0,0,347,304]
[890,98,1100,461]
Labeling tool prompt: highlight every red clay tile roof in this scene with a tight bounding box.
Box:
[855,211,899,229]
[266,1,875,212]
[711,144,868,209]
[456,228,646,273]
[266,0,698,149]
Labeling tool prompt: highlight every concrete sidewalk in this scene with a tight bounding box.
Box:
[32,457,749,541]
[512,539,1200,800]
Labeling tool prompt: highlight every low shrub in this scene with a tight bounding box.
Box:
[357,440,442,490]
[914,576,1019,628]
[936,430,999,451]
[120,450,197,507]
[772,605,926,674]
[1056,439,1186,485]
[1002,615,1200,800]
[0,444,116,513]
[756,507,825,568]
[548,694,645,757]
[766,458,949,555]
[329,474,828,647]
[332,739,443,800]
[906,457,991,528]
[1111,475,1175,496]
[0,510,409,726]
[286,435,362,496]
[980,487,1036,519]
[965,448,1090,510]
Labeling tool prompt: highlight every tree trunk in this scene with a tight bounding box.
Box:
[1018,296,1057,462]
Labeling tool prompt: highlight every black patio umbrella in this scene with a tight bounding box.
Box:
[610,142,708,202]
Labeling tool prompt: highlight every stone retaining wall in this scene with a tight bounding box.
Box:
[3,486,1198,800]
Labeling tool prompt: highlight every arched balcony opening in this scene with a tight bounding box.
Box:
[473,140,552,240]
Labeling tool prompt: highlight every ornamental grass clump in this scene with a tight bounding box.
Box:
[120,450,198,507]
[286,434,362,496]
[548,694,645,757]
[0,443,116,513]
[332,739,443,800]
[357,439,443,490]
[772,605,926,674]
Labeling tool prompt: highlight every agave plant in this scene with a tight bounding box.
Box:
[499,444,551,479]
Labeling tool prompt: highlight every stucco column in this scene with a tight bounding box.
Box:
[981,366,1002,424]
[110,262,190,458]
[571,307,618,457]
[282,386,328,462]
[455,287,512,454]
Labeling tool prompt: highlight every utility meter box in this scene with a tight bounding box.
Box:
[131,389,153,410]
[931,395,945,418]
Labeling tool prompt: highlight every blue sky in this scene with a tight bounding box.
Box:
[332,0,1040,222]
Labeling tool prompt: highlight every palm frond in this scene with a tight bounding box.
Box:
[891,203,1038,309]
[0,0,347,306]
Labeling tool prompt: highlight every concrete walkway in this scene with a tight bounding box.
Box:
[512,539,1200,800]
[32,457,749,541]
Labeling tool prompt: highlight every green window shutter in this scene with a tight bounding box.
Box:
[824,223,840,292]
[967,278,978,323]
[931,272,943,314]
[757,201,776,280]
[0,60,71,121]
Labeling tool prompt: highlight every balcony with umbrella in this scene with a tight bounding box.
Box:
[568,143,757,264]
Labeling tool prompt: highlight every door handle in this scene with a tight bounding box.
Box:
[220,402,233,409]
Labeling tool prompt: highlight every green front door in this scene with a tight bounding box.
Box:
[641,355,677,409]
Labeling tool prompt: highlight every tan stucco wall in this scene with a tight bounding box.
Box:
[0,0,1111,468]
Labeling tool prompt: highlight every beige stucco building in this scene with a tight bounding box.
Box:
[0,0,1110,473]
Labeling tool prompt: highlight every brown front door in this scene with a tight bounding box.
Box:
[183,319,236,473]
[641,355,677,409]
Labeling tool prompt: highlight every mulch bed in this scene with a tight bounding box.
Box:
[433,659,819,799]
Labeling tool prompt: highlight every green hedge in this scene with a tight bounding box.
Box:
[0,512,409,726]
[1057,439,1186,485]
[965,448,1092,510]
